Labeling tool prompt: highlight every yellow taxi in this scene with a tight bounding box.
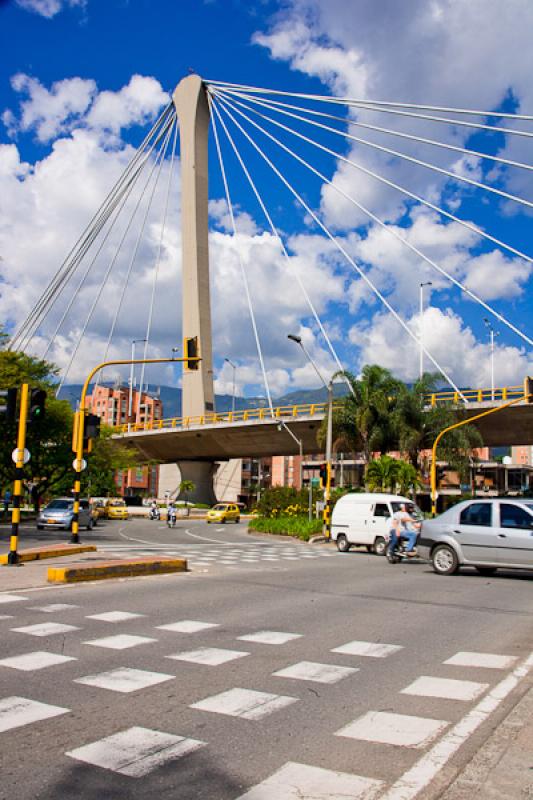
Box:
[105,498,129,520]
[206,503,240,524]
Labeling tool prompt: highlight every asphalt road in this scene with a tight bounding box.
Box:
[0,517,532,800]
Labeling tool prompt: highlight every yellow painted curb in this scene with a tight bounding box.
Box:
[0,544,97,565]
[47,556,187,583]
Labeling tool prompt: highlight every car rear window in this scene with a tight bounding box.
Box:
[46,500,72,510]
[500,503,533,529]
[459,502,492,527]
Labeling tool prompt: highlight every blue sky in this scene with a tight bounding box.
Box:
[0,0,532,398]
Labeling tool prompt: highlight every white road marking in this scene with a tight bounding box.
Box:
[86,611,144,623]
[191,688,297,720]
[29,603,79,613]
[332,640,403,658]
[66,726,205,777]
[0,615,13,620]
[0,651,76,671]
[336,711,449,748]
[273,661,359,684]
[236,761,383,800]
[402,676,489,702]
[0,696,69,732]
[85,634,156,650]
[12,622,79,637]
[238,631,303,645]
[156,620,219,633]
[444,651,518,669]
[166,647,250,666]
[74,667,174,693]
[0,594,28,604]
[381,651,533,800]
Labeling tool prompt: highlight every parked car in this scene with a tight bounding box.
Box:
[105,499,129,520]
[418,498,533,575]
[331,492,422,555]
[37,498,93,531]
[206,503,241,524]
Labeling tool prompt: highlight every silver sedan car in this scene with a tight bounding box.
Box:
[37,498,93,531]
[418,498,533,575]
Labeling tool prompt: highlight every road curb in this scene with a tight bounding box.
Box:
[0,544,97,565]
[47,555,188,583]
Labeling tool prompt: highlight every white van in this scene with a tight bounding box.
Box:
[331,493,422,555]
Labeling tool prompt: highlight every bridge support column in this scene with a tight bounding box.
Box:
[177,461,218,506]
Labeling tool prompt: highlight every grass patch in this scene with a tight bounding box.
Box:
[248,515,323,541]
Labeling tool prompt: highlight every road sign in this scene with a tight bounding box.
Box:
[72,458,87,472]
[12,447,30,464]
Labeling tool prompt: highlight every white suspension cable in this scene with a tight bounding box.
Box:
[56,118,175,396]
[208,82,533,139]
[137,119,180,411]
[215,96,468,401]
[12,104,174,351]
[216,94,533,349]
[97,116,180,392]
[213,90,531,266]
[209,93,354,398]
[210,98,275,415]
[217,91,533,212]
[225,90,533,173]
[208,80,533,121]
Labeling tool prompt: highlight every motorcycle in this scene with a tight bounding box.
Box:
[167,507,177,528]
[149,506,160,521]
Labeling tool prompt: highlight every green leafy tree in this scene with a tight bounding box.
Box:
[179,479,196,515]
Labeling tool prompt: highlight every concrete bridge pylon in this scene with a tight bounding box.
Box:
[161,74,218,505]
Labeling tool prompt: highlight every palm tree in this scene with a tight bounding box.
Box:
[392,374,484,475]
[366,455,400,492]
[179,480,195,516]
[322,365,401,463]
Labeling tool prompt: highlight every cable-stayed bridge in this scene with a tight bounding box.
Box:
[11,75,533,501]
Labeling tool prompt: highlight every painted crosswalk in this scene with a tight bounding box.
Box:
[0,591,529,798]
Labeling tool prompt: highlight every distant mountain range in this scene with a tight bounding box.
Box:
[59,382,349,417]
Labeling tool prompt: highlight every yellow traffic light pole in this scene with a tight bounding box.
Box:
[7,383,29,565]
[71,356,199,544]
[430,389,531,516]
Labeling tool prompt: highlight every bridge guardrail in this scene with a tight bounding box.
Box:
[113,385,526,434]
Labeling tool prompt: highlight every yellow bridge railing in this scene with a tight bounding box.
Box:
[425,384,524,407]
[114,385,526,434]
[117,401,333,434]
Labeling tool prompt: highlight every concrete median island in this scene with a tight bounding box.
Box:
[0,543,97,565]
[47,555,188,583]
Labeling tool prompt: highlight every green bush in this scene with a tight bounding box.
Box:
[249,515,323,541]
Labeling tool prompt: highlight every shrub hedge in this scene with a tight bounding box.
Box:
[249,515,323,541]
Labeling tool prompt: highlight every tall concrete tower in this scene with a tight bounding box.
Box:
[172,74,215,419]
[165,74,217,504]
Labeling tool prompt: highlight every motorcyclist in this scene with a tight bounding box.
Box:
[149,500,159,520]
[388,503,419,557]
[167,501,177,526]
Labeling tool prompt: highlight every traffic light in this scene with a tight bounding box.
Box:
[0,388,18,423]
[29,388,46,423]
[525,376,533,403]
[319,463,328,489]
[184,336,199,370]
[83,413,101,453]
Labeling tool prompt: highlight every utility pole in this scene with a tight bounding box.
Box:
[7,384,29,565]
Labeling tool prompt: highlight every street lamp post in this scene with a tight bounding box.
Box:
[287,334,333,539]
[224,358,237,415]
[419,282,432,380]
[128,339,147,427]
[483,318,499,401]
